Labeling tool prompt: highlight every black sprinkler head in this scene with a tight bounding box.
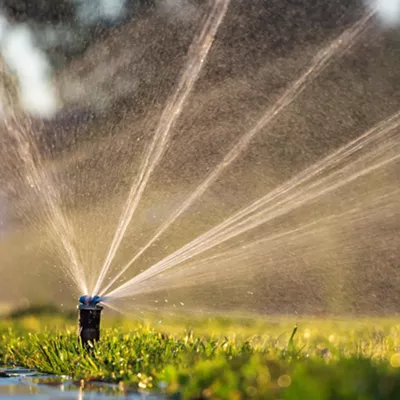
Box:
[78,295,104,346]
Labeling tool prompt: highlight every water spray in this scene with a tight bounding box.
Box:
[78,295,105,346]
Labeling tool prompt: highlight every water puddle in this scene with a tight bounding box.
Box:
[0,367,166,399]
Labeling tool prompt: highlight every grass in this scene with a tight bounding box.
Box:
[2,312,400,399]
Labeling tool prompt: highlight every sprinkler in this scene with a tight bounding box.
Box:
[78,295,104,346]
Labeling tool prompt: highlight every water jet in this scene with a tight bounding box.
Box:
[78,295,104,346]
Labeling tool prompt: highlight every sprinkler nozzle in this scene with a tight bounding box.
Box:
[79,295,104,306]
[78,295,104,346]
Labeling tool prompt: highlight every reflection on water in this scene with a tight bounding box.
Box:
[0,367,165,399]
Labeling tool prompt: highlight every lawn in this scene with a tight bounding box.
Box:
[2,309,400,399]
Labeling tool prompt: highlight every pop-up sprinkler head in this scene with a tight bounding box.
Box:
[78,295,104,347]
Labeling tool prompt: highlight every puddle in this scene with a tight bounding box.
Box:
[0,367,166,399]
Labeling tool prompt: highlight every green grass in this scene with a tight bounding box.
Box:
[2,314,400,399]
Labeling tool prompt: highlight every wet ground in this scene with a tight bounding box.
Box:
[0,367,165,399]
